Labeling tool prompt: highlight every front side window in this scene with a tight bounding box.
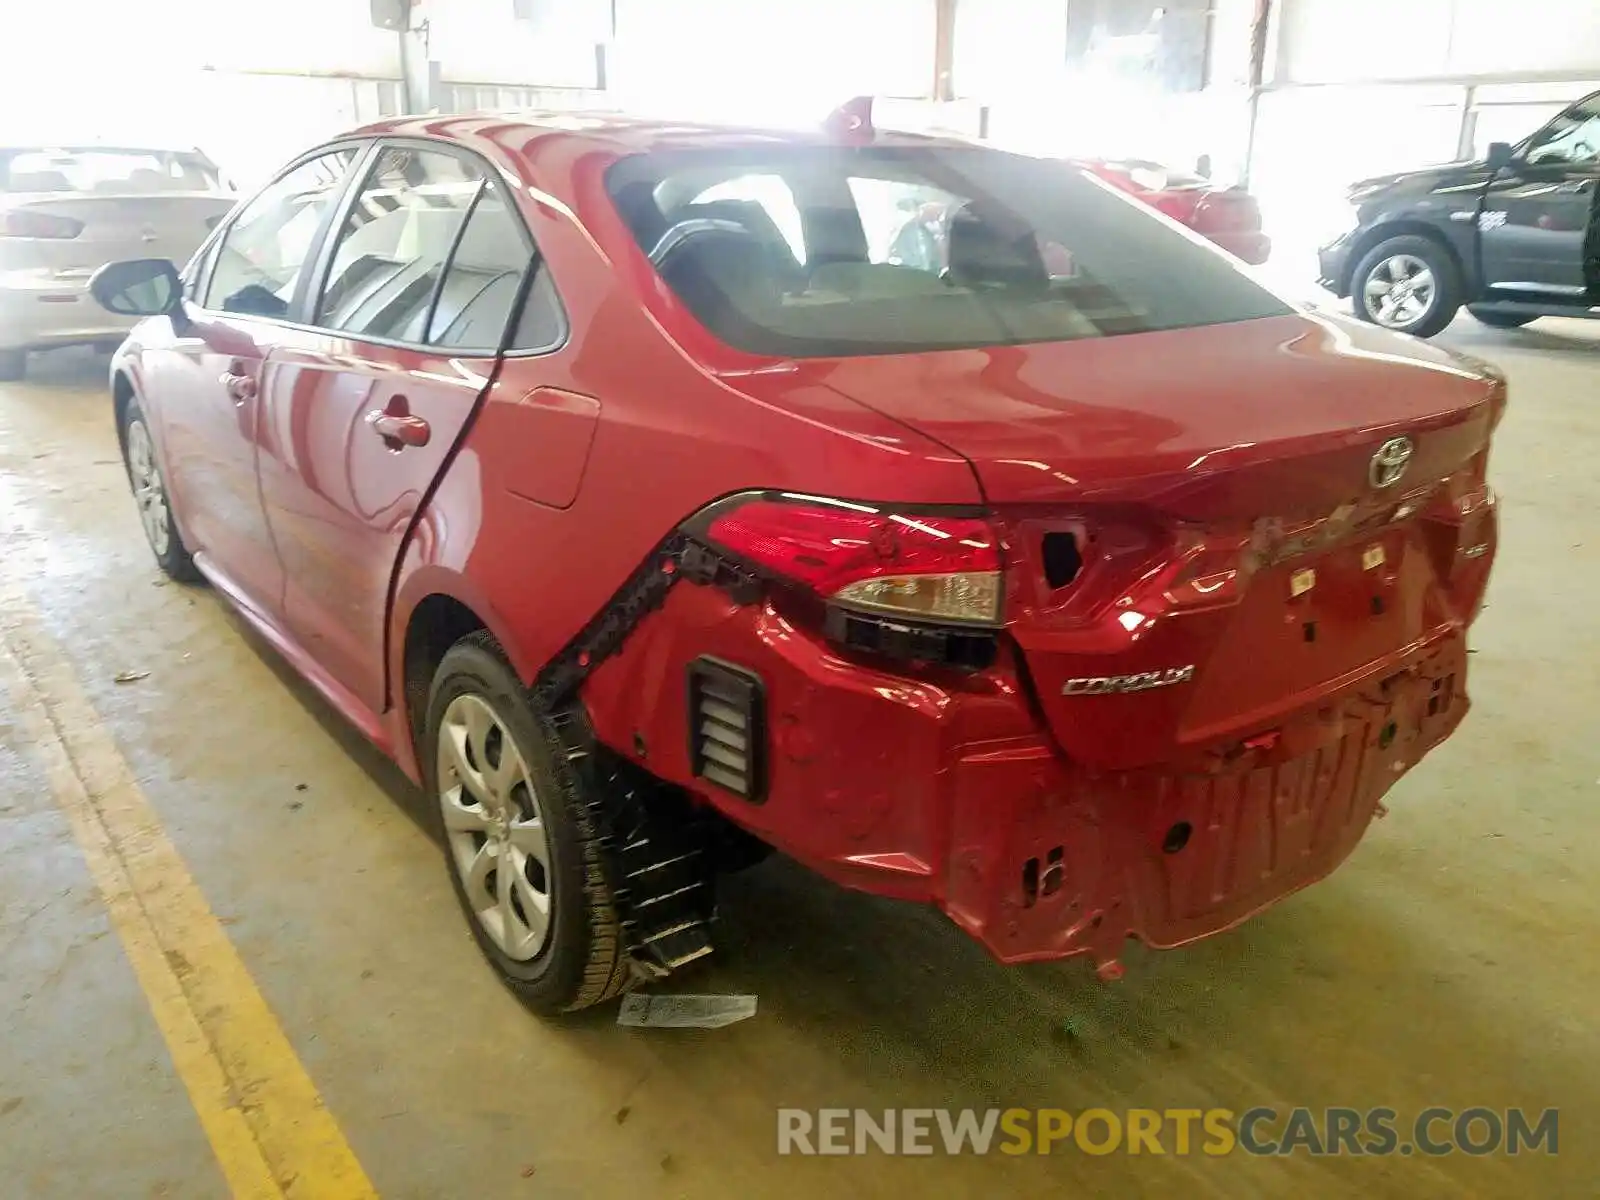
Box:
[1524,96,1600,167]
[206,148,358,318]
[606,145,1291,359]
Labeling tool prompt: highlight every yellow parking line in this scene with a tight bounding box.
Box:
[0,611,378,1199]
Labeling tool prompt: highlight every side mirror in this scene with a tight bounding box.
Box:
[90,259,183,318]
[1486,141,1517,171]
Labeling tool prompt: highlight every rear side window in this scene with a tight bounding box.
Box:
[312,146,559,353]
[430,183,560,353]
[315,147,484,341]
[206,148,357,317]
[606,145,1292,358]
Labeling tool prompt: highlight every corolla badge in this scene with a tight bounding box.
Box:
[1369,436,1414,489]
[1061,666,1196,696]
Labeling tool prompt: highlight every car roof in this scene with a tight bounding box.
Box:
[346,111,973,159]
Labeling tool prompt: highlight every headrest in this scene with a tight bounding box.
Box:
[673,199,797,268]
[944,202,1048,289]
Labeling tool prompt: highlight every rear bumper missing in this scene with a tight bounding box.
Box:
[580,573,1478,975]
[941,634,1467,972]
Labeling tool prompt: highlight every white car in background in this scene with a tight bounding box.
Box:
[0,144,236,380]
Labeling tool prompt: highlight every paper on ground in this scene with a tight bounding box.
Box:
[617,993,758,1029]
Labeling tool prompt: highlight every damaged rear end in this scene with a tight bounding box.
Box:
[583,138,1505,978]
[806,315,1504,972]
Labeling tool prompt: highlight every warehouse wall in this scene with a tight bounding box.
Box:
[950,0,1261,183]
[610,0,936,122]
[1275,0,1600,84]
[429,0,608,89]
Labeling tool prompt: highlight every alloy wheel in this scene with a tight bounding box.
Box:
[1363,253,1436,329]
[126,419,171,558]
[437,693,553,961]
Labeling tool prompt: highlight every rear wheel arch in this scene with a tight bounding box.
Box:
[112,370,136,452]
[397,584,541,749]
[401,592,490,763]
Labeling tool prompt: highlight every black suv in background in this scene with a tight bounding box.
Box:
[1319,90,1600,337]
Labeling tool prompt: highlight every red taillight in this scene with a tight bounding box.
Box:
[702,495,1003,625]
[1191,195,1261,234]
[0,209,84,239]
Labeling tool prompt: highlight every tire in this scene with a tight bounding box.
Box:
[0,350,24,382]
[1468,307,1537,330]
[1351,235,1462,338]
[119,397,201,582]
[424,632,630,1014]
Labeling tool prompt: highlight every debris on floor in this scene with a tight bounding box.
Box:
[112,669,149,684]
[617,993,757,1029]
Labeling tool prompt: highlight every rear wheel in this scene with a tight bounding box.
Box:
[120,398,200,581]
[1351,235,1462,337]
[425,633,630,1014]
[0,350,24,382]
[1468,307,1537,329]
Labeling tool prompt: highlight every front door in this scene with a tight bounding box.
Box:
[1480,93,1600,300]
[151,146,361,609]
[255,143,559,714]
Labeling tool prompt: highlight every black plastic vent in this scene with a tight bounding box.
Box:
[687,657,766,803]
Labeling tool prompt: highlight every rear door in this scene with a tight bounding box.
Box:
[146,146,362,611]
[1480,94,1600,298]
[255,142,562,714]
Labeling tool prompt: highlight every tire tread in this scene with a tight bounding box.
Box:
[431,631,630,1013]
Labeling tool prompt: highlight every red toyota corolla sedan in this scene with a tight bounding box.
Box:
[90,111,1503,1014]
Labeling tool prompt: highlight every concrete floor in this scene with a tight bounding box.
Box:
[1,314,1597,1199]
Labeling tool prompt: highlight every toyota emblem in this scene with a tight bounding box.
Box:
[1369,436,1414,489]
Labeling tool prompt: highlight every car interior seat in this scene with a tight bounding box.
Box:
[649,199,803,332]
[943,202,1050,291]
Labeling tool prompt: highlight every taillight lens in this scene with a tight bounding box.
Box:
[0,210,84,239]
[702,496,1003,625]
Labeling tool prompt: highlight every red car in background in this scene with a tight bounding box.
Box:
[92,112,1499,1015]
[1081,158,1272,263]
[886,156,1271,272]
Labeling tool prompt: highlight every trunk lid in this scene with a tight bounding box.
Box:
[815,312,1496,515]
[813,312,1503,768]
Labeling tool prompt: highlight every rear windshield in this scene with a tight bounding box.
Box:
[0,148,221,194]
[606,145,1290,358]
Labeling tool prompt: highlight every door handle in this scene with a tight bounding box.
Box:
[221,371,256,404]
[366,407,431,449]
